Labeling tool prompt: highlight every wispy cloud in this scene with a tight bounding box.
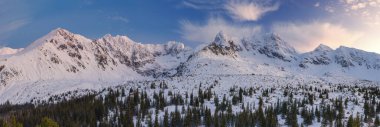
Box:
[324,6,335,13]
[109,16,128,24]
[0,19,29,41]
[0,20,29,34]
[225,0,279,21]
[272,22,362,52]
[180,17,261,43]
[0,0,31,44]
[181,0,224,10]
[82,0,94,5]
[181,0,279,22]
[314,2,320,7]
[319,0,380,26]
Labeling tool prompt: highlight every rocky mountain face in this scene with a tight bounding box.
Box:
[198,32,298,61]
[0,28,380,103]
[177,31,380,80]
[244,33,298,62]
[0,28,189,88]
[199,32,242,57]
[92,34,189,76]
[300,45,380,69]
[299,44,334,67]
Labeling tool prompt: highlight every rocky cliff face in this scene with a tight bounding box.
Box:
[1,28,380,104]
[1,28,380,95]
[0,28,190,87]
[300,45,380,69]
[200,31,242,57]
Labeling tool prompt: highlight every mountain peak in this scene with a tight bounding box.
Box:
[262,33,297,52]
[213,31,229,46]
[23,28,90,52]
[268,33,282,41]
[53,27,69,33]
[261,33,288,46]
[103,34,113,38]
[215,31,226,39]
[49,28,76,38]
[337,45,352,50]
[314,44,333,52]
[99,34,135,45]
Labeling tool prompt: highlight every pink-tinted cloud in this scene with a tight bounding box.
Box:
[272,22,363,52]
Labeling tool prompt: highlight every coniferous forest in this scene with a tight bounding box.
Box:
[0,80,380,127]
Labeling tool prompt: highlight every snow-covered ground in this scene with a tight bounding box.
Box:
[59,74,378,127]
[0,28,379,108]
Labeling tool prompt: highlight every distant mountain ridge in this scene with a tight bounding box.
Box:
[0,28,379,103]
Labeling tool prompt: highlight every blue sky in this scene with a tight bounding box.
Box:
[1,0,380,53]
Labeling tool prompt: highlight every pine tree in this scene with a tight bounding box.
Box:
[232,96,239,105]
[257,102,266,127]
[214,95,219,108]
[163,110,169,127]
[227,103,233,118]
[38,117,59,127]
[281,101,287,118]
[204,108,212,127]
[214,111,219,127]
[369,103,376,118]
[302,108,312,126]
[6,116,23,127]
[375,116,380,127]
[239,88,243,103]
[337,100,344,120]
[354,114,360,127]
[154,113,159,127]
[220,113,226,127]
[1,119,7,127]
[198,86,204,105]
[151,83,156,89]
[172,107,181,126]
[125,97,134,127]
[364,101,370,121]
[184,106,192,127]
[336,118,344,127]
[137,118,141,127]
[308,94,314,105]
[189,93,194,106]
[347,115,354,127]
[315,107,320,122]
[266,107,278,127]
[148,114,153,127]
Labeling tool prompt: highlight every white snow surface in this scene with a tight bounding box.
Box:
[0,28,379,104]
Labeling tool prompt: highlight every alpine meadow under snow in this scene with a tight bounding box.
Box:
[0,28,380,127]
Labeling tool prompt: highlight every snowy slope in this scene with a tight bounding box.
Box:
[0,28,379,104]
[176,31,380,81]
[0,28,190,103]
[0,28,190,84]
[298,45,380,81]
[176,32,295,77]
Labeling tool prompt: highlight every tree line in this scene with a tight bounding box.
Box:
[0,81,379,127]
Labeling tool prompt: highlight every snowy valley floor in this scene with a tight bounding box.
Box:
[0,75,380,127]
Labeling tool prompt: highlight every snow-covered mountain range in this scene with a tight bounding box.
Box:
[177,31,380,79]
[0,28,379,103]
